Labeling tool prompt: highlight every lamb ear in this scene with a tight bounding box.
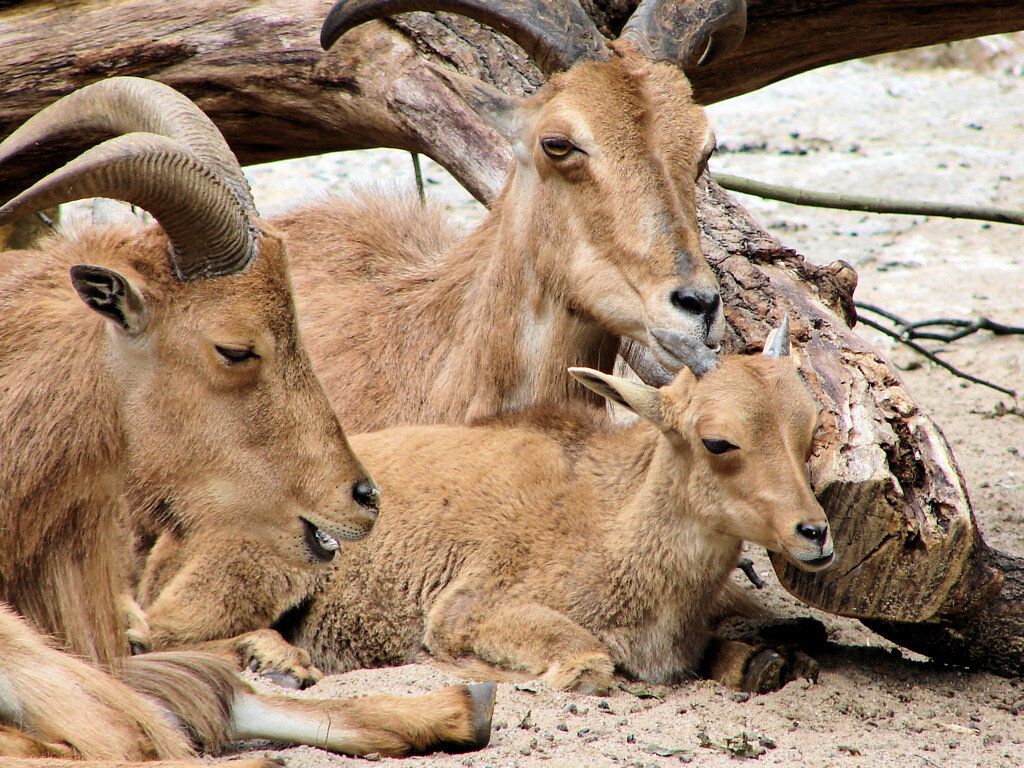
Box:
[763,315,791,358]
[568,367,664,427]
[70,264,148,335]
[425,62,525,144]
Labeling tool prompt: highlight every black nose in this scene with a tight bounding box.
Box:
[670,288,720,324]
[796,522,829,545]
[352,478,380,513]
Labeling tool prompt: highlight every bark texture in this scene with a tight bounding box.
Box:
[3,1,1024,201]
[2,0,1022,673]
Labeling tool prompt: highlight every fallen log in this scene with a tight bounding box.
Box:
[1,0,1022,673]
[3,0,1024,201]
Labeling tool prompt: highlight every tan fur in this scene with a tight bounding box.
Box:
[282,50,723,434]
[0,223,375,666]
[291,353,832,694]
[0,221,491,762]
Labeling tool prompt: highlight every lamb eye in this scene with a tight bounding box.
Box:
[541,137,576,159]
[702,438,737,455]
[215,345,258,364]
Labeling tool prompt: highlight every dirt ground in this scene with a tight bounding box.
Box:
[227,35,1024,768]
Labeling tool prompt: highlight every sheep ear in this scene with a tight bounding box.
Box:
[426,62,525,144]
[568,367,664,427]
[70,264,148,336]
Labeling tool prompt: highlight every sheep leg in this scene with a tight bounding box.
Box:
[230,682,495,756]
[426,595,614,695]
[0,756,272,768]
[702,637,818,693]
[0,754,272,768]
[138,531,320,686]
[185,629,322,689]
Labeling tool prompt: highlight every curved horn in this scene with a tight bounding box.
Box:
[763,315,791,358]
[618,0,747,67]
[0,77,255,212]
[321,0,611,75]
[650,328,721,378]
[0,134,257,281]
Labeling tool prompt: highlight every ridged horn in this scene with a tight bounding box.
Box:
[0,77,255,213]
[0,133,258,281]
[619,0,747,67]
[321,0,611,75]
[650,327,721,379]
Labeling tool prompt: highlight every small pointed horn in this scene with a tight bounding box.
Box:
[321,0,611,75]
[763,315,791,358]
[0,77,255,213]
[650,328,721,378]
[0,134,257,281]
[618,0,747,68]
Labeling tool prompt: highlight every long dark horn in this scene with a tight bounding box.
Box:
[0,77,255,213]
[618,0,747,67]
[321,0,611,75]
[0,134,257,281]
[650,328,721,378]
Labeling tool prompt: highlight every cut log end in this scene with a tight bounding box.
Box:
[864,546,1024,677]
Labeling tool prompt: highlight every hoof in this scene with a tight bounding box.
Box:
[784,649,820,684]
[741,649,786,694]
[440,681,497,753]
[468,681,497,750]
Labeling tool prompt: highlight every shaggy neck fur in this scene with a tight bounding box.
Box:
[430,192,618,420]
[0,230,136,667]
[583,424,742,681]
[282,190,620,434]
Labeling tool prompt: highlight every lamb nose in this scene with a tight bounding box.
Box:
[796,522,828,544]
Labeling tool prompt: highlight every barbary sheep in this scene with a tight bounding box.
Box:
[290,319,834,694]
[0,76,494,763]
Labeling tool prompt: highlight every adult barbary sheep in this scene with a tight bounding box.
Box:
[281,0,742,433]
[0,76,493,763]
[292,320,834,694]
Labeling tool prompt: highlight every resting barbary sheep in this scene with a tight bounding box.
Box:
[0,76,493,764]
[292,319,834,694]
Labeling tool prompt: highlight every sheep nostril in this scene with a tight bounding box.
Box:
[670,288,720,323]
[352,478,380,514]
[796,522,828,544]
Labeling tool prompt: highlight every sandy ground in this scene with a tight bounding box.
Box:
[222,38,1024,768]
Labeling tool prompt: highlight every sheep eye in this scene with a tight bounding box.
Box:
[541,137,576,159]
[215,345,258,364]
[702,438,737,455]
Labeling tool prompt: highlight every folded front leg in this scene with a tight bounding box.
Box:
[426,594,614,694]
[188,628,322,689]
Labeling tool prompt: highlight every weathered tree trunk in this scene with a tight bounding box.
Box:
[3,0,1024,201]
[2,0,1022,673]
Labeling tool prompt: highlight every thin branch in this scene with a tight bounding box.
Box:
[713,172,1024,226]
[899,317,1024,343]
[855,310,1017,400]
